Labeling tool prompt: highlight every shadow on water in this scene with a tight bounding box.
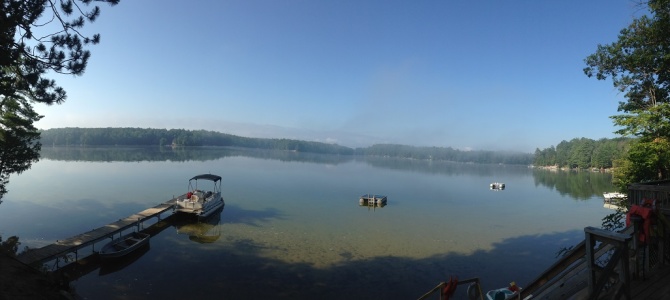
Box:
[49,205,280,280]
[126,229,583,300]
[23,200,587,299]
[97,243,151,276]
[62,208,584,300]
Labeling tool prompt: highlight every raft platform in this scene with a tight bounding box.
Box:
[359,194,387,206]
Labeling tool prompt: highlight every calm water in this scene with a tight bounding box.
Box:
[0,147,616,299]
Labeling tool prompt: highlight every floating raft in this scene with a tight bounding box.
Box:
[490,182,505,190]
[359,194,387,205]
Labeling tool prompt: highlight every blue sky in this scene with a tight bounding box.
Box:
[35,0,645,152]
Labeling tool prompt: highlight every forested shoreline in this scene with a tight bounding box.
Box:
[39,127,534,165]
[533,137,632,169]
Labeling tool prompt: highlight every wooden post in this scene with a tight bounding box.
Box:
[618,240,631,298]
[585,228,596,296]
[584,226,632,300]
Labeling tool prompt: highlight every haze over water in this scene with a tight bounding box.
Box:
[0,147,615,299]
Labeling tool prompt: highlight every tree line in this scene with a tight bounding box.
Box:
[39,127,534,165]
[39,127,355,155]
[533,137,632,169]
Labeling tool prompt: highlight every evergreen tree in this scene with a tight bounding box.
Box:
[0,0,119,199]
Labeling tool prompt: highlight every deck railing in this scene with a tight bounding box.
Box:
[519,226,635,299]
[584,226,632,300]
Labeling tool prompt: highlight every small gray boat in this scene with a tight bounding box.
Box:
[99,232,151,259]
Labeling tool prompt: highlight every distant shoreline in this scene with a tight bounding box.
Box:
[38,128,534,165]
[532,165,614,172]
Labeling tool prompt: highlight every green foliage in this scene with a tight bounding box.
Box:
[39,128,535,165]
[583,0,670,235]
[2,0,119,105]
[611,138,670,191]
[0,235,20,257]
[533,137,630,169]
[584,0,670,188]
[0,0,118,200]
[0,96,42,199]
[601,198,629,232]
[584,0,670,113]
[40,127,356,155]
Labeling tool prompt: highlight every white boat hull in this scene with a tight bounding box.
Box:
[175,193,224,219]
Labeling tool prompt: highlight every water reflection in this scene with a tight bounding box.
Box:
[39,146,354,165]
[0,146,620,299]
[362,156,530,177]
[219,204,284,227]
[532,168,614,200]
[38,146,615,201]
[174,207,223,243]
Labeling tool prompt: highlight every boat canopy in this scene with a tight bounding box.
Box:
[190,174,222,182]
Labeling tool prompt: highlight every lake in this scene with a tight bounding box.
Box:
[0,147,616,299]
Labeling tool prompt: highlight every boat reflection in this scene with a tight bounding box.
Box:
[98,243,150,276]
[359,200,387,212]
[174,207,223,243]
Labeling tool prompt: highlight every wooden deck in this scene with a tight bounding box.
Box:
[630,266,670,299]
[516,224,670,300]
[16,197,182,266]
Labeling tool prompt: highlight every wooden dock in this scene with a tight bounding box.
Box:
[16,197,182,266]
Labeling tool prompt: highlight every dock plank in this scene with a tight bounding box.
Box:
[16,198,180,265]
[630,266,670,299]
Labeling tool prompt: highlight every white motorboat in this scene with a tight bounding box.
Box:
[603,192,627,202]
[174,174,225,219]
